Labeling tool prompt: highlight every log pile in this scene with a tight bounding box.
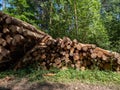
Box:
[17,37,120,71]
[0,12,120,71]
[0,12,50,70]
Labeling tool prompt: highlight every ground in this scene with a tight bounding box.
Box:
[0,68,120,90]
[0,77,120,90]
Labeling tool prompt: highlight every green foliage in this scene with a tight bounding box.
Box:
[0,68,120,84]
[70,0,110,48]
[3,0,120,50]
[40,0,110,48]
[3,0,38,27]
[101,0,120,52]
[110,40,120,53]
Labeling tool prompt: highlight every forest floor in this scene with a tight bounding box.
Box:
[0,68,120,90]
[0,77,120,90]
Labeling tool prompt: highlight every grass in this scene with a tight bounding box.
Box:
[0,67,120,85]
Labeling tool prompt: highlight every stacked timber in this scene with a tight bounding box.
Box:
[0,12,120,71]
[0,12,51,70]
[16,37,120,71]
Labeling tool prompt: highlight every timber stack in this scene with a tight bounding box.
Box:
[0,12,120,71]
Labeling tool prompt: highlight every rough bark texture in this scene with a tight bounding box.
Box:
[0,12,120,71]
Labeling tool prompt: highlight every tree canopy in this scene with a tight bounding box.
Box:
[1,0,120,52]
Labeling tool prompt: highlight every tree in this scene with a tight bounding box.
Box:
[4,0,110,49]
[3,0,38,27]
[43,0,110,49]
[0,3,2,9]
[101,0,120,52]
[67,0,110,48]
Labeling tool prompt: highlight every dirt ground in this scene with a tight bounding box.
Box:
[0,77,120,90]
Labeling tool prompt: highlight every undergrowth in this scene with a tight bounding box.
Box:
[0,67,120,85]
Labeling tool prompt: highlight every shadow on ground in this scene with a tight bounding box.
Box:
[0,77,120,90]
[0,87,11,90]
[28,82,67,90]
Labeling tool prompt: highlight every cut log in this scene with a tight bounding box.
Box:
[3,28,9,33]
[0,47,10,57]
[0,33,2,37]
[75,43,82,50]
[0,38,7,46]
[91,53,97,59]
[0,54,3,61]
[70,47,75,56]
[73,53,80,60]
[9,25,23,34]
[5,35,13,44]
[5,17,12,24]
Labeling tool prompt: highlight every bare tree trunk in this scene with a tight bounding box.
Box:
[74,0,78,37]
[49,1,52,25]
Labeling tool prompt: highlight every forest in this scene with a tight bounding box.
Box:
[0,0,120,90]
[0,0,120,52]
